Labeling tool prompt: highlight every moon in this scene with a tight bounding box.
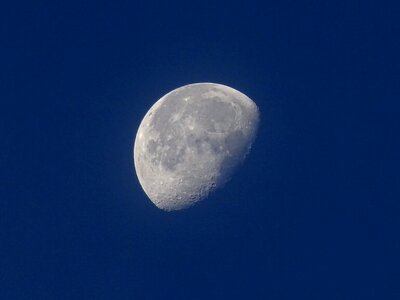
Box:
[133,83,259,211]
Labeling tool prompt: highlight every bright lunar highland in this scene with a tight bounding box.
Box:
[134,83,259,211]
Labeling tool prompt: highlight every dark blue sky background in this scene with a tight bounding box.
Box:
[2,1,400,299]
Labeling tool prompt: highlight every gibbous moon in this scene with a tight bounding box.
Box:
[134,83,259,211]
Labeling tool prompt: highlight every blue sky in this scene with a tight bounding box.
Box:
[2,1,399,299]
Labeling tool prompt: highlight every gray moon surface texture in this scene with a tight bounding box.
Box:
[133,83,259,211]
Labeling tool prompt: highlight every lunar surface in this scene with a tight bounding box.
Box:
[134,83,259,211]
